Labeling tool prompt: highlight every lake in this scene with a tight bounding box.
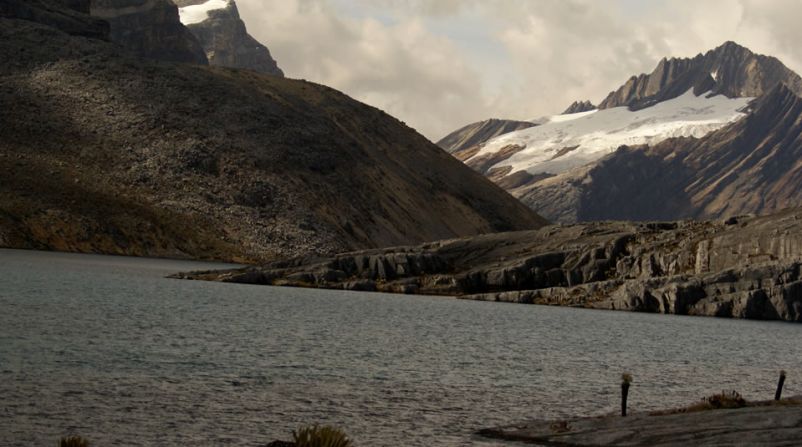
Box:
[2,248,802,446]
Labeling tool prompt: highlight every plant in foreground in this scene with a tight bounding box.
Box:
[293,425,352,447]
[776,370,787,401]
[60,436,90,447]
[621,372,633,417]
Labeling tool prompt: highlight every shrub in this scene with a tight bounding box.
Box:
[60,436,90,447]
[293,425,351,447]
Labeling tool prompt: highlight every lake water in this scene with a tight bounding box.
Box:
[3,248,802,446]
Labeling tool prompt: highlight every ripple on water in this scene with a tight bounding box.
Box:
[2,249,802,446]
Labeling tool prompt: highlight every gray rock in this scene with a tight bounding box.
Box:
[175,0,283,76]
[90,0,208,64]
[183,209,802,322]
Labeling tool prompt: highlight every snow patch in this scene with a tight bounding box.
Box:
[471,90,752,176]
[178,0,230,25]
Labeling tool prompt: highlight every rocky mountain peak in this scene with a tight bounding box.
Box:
[175,0,283,76]
[599,41,802,111]
[561,100,596,114]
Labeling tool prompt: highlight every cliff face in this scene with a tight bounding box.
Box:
[179,208,802,322]
[517,84,802,223]
[0,4,546,262]
[174,0,283,76]
[90,0,208,64]
[599,41,802,110]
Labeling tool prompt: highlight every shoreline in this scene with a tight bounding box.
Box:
[479,398,802,446]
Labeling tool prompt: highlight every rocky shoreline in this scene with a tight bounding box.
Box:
[175,208,802,322]
[478,399,802,446]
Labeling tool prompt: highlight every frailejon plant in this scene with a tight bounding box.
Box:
[60,436,90,447]
[293,425,352,447]
[621,373,633,417]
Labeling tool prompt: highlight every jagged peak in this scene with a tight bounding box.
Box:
[562,100,597,115]
[599,41,802,110]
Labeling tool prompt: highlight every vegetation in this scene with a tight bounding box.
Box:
[651,390,747,415]
[60,436,90,447]
[293,425,352,447]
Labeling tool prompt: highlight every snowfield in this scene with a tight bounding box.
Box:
[472,90,753,176]
[178,0,230,25]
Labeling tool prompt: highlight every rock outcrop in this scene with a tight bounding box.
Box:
[0,0,109,38]
[436,118,536,154]
[0,3,546,262]
[178,208,802,322]
[173,0,283,76]
[562,100,596,114]
[517,83,802,223]
[599,41,802,110]
[480,400,802,446]
[90,0,208,64]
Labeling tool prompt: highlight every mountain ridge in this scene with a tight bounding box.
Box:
[0,2,546,262]
[517,83,802,222]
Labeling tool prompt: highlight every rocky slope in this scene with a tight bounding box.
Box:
[599,41,802,110]
[0,3,546,262]
[436,118,537,154]
[173,0,283,76]
[178,207,802,322]
[90,0,208,64]
[481,400,802,446]
[1,0,109,38]
[518,84,802,223]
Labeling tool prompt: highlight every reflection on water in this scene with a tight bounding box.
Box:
[2,248,802,446]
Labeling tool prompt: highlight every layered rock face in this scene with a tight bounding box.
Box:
[518,84,802,223]
[561,100,596,114]
[0,4,546,262]
[90,0,208,64]
[174,0,283,76]
[599,41,802,110]
[436,118,537,154]
[180,208,802,322]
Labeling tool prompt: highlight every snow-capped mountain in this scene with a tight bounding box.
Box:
[519,84,802,223]
[464,89,751,179]
[174,0,283,76]
[443,41,802,223]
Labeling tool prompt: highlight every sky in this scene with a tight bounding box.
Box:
[236,0,802,141]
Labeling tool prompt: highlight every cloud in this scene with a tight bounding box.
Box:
[236,0,802,141]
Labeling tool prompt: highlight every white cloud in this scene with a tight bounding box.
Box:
[235,0,802,141]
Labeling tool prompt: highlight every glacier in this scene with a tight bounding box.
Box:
[471,90,753,176]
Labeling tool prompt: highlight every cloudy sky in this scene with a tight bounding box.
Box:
[236,0,802,141]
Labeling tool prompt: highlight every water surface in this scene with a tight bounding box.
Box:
[2,248,802,446]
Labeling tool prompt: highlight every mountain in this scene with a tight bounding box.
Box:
[561,100,596,114]
[1,0,108,38]
[445,41,802,223]
[180,207,802,322]
[519,84,802,222]
[463,89,751,180]
[0,1,546,262]
[599,41,802,110]
[90,0,208,64]
[174,0,283,76]
[436,118,537,154]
